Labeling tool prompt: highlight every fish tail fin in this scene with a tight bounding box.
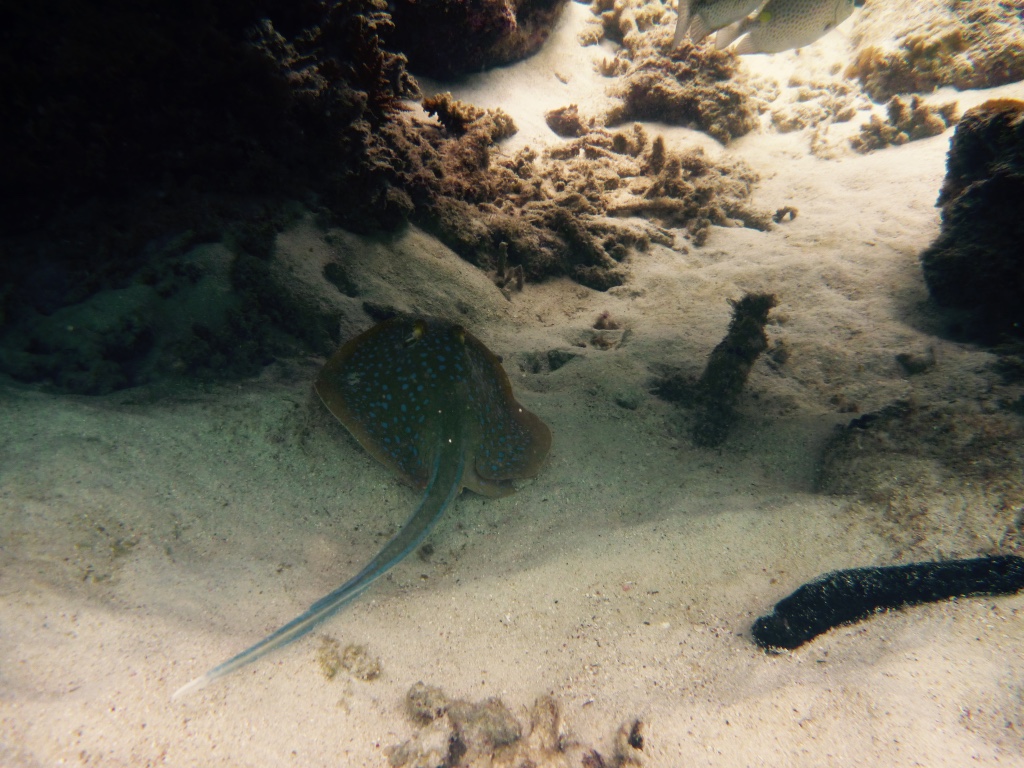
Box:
[672,0,692,47]
[173,440,466,700]
[688,15,712,42]
[714,20,745,50]
[731,33,758,55]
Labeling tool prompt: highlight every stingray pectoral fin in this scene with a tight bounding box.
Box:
[172,425,466,700]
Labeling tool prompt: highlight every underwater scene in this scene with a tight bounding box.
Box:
[2,0,1023,765]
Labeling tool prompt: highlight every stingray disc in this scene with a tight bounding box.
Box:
[315,316,551,497]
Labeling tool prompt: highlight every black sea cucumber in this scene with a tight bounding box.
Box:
[752,555,1024,650]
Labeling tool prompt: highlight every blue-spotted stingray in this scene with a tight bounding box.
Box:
[174,315,551,698]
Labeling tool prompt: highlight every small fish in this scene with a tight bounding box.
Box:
[673,0,764,47]
[173,316,551,698]
[715,0,859,55]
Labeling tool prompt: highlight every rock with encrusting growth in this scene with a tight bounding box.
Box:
[919,99,1024,340]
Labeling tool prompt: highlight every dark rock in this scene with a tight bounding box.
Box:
[390,0,570,79]
[920,99,1024,340]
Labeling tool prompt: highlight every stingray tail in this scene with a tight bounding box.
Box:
[173,436,466,700]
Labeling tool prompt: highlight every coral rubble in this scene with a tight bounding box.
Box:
[403,115,770,290]
[920,99,1024,339]
[388,683,645,767]
[770,77,864,134]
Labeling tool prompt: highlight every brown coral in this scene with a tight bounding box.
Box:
[397,115,769,289]
[847,0,1024,102]
[588,0,762,143]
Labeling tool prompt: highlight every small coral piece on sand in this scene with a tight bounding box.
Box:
[545,104,593,138]
[850,95,958,153]
[316,636,382,681]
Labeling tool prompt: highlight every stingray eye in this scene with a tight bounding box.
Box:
[453,325,466,345]
[404,320,427,347]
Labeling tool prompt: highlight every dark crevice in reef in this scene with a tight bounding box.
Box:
[1,0,771,394]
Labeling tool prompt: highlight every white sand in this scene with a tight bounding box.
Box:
[2,3,1024,766]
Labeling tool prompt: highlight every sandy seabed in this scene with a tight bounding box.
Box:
[2,3,1024,766]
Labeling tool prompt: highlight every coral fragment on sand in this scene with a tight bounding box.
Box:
[316,636,382,681]
[850,95,957,153]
